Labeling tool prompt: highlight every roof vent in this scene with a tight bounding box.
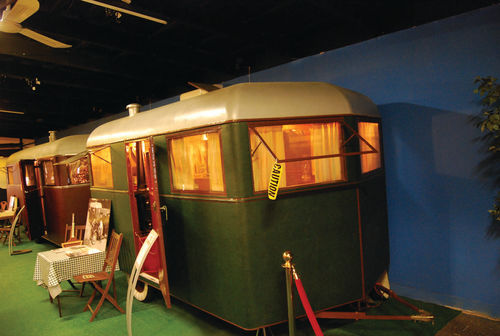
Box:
[126,103,141,117]
[180,82,222,101]
[48,131,56,142]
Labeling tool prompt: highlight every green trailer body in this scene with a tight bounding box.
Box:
[86,82,389,330]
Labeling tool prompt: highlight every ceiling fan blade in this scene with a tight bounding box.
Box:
[20,28,71,48]
[80,0,167,24]
[4,0,39,23]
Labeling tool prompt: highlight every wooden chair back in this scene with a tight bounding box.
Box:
[103,230,123,273]
[65,224,86,241]
[7,196,17,212]
[0,201,7,211]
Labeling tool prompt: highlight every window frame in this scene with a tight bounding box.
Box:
[89,146,114,189]
[22,161,37,188]
[67,156,90,185]
[7,166,14,185]
[41,160,56,186]
[357,117,383,176]
[166,127,226,195]
[248,117,348,193]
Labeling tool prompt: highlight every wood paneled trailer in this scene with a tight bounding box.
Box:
[6,135,90,244]
[86,82,389,330]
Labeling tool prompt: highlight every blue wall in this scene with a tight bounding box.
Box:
[226,5,500,317]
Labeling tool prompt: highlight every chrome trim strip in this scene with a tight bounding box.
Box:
[43,184,90,190]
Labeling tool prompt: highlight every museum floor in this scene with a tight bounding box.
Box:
[1,234,498,336]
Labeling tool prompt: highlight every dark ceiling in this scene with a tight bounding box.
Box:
[0,0,498,143]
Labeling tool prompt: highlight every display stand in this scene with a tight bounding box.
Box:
[126,229,159,336]
[9,206,31,255]
[282,251,434,336]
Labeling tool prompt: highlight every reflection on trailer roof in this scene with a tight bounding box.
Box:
[7,134,89,164]
[87,82,379,147]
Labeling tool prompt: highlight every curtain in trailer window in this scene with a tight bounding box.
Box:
[7,167,14,184]
[250,125,286,191]
[310,123,342,183]
[42,161,55,185]
[358,121,381,173]
[250,121,343,192]
[24,163,36,187]
[169,132,224,193]
[91,147,113,188]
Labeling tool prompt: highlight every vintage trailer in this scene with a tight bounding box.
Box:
[6,134,90,243]
[86,82,389,330]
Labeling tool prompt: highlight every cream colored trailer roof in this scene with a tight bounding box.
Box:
[7,134,89,164]
[87,82,379,147]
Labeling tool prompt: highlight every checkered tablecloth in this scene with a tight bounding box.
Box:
[33,246,119,298]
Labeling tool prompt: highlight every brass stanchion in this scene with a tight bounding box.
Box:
[282,251,296,336]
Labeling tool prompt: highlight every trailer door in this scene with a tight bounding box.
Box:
[125,138,171,308]
[20,160,44,240]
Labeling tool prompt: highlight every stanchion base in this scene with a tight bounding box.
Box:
[315,284,434,323]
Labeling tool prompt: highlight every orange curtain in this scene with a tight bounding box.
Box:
[250,126,287,191]
[170,132,224,192]
[91,147,113,188]
[207,133,224,192]
[358,121,381,173]
[250,122,343,191]
[170,137,195,191]
[310,122,343,183]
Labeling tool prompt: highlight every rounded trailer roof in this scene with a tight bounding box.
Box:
[87,82,379,147]
[7,134,89,164]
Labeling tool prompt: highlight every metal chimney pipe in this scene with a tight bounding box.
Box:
[126,103,141,117]
[48,131,56,142]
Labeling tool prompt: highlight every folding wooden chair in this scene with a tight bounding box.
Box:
[59,224,87,299]
[62,224,86,248]
[74,230,124,322]
[64,223,86,241]
[0,196,17,237]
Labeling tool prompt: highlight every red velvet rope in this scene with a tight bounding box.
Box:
[294,277,324,336]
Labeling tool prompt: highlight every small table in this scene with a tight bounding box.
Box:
[33,246,118,298]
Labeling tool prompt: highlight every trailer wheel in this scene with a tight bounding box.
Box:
[134,281,150,301]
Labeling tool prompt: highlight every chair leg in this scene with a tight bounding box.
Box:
[67,280,78,290]
[84,284,97,312]
[87,279,124,322]
[56,296,62,318]
[89,291,107,322]
[80,283,86,297]
[112,277,116,300]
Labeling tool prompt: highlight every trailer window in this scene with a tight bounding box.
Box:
[90,147,113,188]
[42,161,55,185]
[358,121,381,173]
[169,131,224,193]
[24,163,36,187]
[7,167,14,184]
[250,122,344,191]
[69,157,90,184]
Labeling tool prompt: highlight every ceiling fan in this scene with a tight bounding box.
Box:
[81,0,167,25]
[0,0,71,48]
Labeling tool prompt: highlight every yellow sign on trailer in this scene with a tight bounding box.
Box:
[268,162,283,200]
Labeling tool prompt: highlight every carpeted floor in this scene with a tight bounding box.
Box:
[436,313,500,336]
[0,234,464,336]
